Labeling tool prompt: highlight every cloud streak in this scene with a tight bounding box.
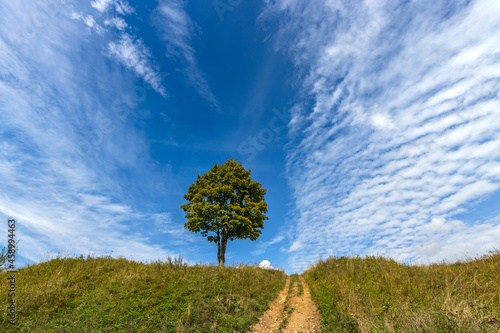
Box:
[264,0,500,272]
[0,0,178,264]
[108,33,167,97]
[80,0,168,97]
[90,0,134,15]
[251,234,285,255]
[154,0,219,109]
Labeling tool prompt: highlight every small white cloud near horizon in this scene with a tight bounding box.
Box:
[258,259,279,270]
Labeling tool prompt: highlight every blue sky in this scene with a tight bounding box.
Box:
[1,0,499,274]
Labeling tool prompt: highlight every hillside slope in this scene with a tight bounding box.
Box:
[0,256,286,332]
[303,249,500,332]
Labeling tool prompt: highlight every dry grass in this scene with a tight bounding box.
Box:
[303,248,500,333]
[2,247,499,332]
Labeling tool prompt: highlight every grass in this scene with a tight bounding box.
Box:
[296,276,304,296]
[2,248,499,332]
[0,254,287,332]
[302,249,500,333]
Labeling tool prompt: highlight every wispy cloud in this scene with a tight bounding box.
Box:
[104,17,128,31]
[154,0,219,109]
[71,11,104,33]
[90,0,134,15]
[0,0,178,263]
[108,33,167,97]
[152,213,197,246]
[251,234,285,255]
[78,0,168,97]
[264,0,500,272]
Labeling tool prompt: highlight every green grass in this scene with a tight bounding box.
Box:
[303,249,500,333]
[2,248,499,332]
[0,254,286,332]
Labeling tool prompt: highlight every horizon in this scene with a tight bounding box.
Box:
[1,0,499,274]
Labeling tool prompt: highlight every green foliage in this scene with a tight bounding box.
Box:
[181,158,268,265]
[0,254,287,332]
[303,249,500,332]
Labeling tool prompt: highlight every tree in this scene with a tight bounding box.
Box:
[181,158,268,266]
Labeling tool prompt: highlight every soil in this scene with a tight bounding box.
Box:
[250,275,322,332]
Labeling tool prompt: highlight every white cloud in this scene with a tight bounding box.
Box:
[154,0,219,109]
[104,17,128,30]
[251,234,285,255]
[420,217,465,234]
[71,2,168,98]
[108,33,167,97]
[264,0,500,272]
[83,1,168,97]
[258,259,278,270]
[90,0,133,15]
[286,240,304,252]
[0,0,177,264]
[71,12,104,33]
[152,213,196,245]
[371,113,396,130]
[91,0,113,12]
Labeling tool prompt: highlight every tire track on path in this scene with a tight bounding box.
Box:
[284,276,321,332]
[250,275,321,333]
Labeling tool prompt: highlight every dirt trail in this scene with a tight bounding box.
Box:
[250,275,321,333]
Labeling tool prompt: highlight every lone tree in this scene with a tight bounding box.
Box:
[181,158,268,266]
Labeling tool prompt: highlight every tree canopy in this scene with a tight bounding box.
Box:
[181,158,268,266]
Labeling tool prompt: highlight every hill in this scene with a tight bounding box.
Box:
[0,255,286,332]
[303,249,500,332]
[2,250,499,332]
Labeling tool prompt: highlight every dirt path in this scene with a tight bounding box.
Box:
[250,275,322,333]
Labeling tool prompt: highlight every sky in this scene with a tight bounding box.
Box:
[0,0,499,274]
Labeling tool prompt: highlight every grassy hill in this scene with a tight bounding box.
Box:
[1,250,499,332]
[303,249,500,332]
[0,255,286,332]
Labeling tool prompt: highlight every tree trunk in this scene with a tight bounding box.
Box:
[220,237,227,266]
[217,229,227,267]
[217,230,222,266]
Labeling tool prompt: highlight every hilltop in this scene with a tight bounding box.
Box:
[0,255,286,332]
[1,250,499,332]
